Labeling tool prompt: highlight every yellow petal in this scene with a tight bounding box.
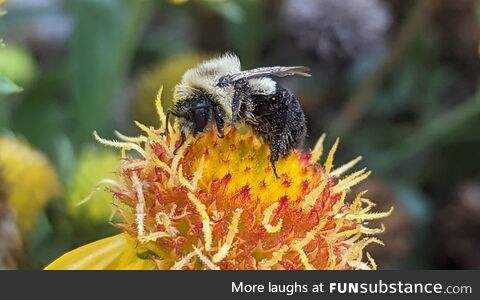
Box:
[112,246,156,270]
[45,234,154,270]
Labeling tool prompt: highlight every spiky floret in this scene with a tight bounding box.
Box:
[46,89,392,270]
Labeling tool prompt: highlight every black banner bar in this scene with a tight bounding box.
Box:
[0,271,477,299]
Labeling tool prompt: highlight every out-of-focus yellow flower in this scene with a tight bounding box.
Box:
[67,148,119,223]
[46,90,392,270]
[0,134,60,236]
[132,53,205,126]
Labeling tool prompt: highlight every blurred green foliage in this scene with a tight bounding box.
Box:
[67,0,152,143]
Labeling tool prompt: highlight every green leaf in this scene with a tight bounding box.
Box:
[224,0,264,67]
[374,86,480,174]
[67,0,152,144]
[0,77,23,96]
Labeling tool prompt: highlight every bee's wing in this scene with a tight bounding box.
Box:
[226,66,311,82]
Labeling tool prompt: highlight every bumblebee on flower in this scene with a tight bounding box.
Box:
[46,54,392,270]
[167,53,309,178]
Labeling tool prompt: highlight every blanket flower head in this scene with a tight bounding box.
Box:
[46,88,392,270]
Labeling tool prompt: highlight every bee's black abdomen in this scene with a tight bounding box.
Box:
[247,85,307,176]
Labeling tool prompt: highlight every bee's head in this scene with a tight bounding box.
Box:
[170,93,213,135]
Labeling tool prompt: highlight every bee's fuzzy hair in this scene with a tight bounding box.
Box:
[249,77,276,95]
[173,52,277,123]
[178,52,241,91]
[173,53,241,121]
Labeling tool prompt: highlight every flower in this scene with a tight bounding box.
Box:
[46,89,392,270]
[0,134,61,236]
[351,178,413,269]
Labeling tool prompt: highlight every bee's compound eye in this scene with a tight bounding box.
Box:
[193,107,208,133]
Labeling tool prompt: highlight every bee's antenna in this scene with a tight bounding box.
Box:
[164,110,180,135]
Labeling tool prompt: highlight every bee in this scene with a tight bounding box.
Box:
[167,53,310,178]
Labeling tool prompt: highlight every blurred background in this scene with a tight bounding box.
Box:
[0,0,479,269]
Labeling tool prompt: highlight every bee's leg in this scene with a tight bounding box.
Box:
[231,95,240,123]
[173,131,186,155]
[164,110,180,136]
[270,146,280,179]
[232,79,251,122]
[163,111,171,135]
[212,104,225,138]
